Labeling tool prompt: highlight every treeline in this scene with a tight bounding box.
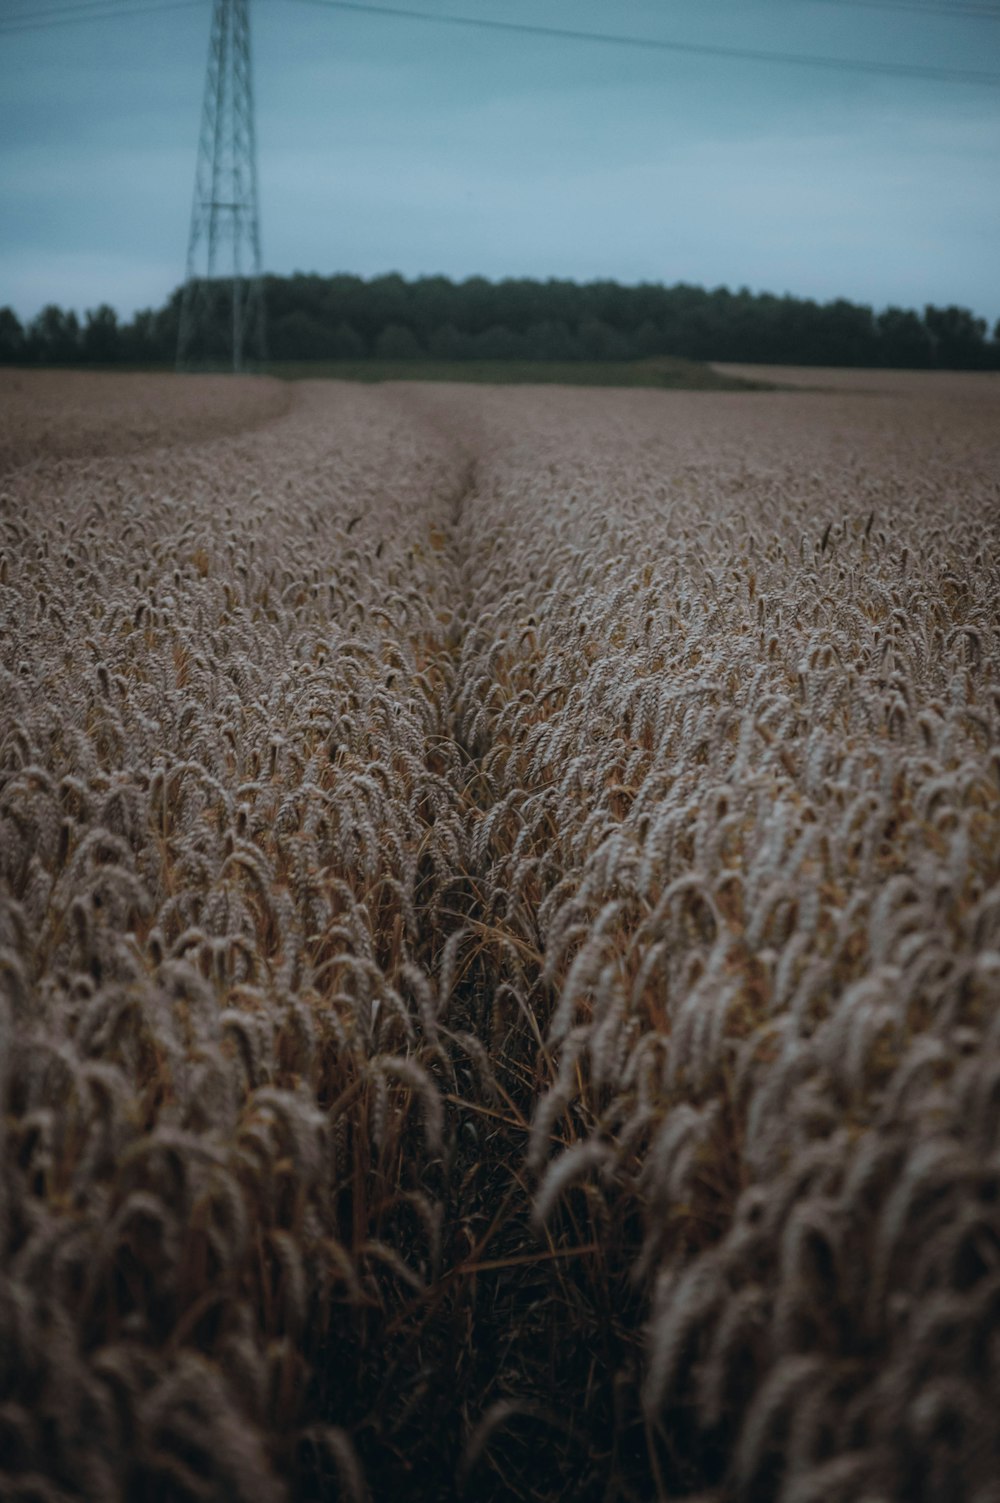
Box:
[3,273,999,369]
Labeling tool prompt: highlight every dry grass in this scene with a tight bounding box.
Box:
[1,370,999,1502]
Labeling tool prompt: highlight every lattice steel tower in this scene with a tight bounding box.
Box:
[177,0,265,370]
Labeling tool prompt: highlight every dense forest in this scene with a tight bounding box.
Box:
[2,271,999,369]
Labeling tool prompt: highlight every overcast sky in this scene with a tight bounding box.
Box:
[1,0,998,325]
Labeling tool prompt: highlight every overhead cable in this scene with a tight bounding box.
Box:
[0,0,204,35]
[285,0,1000,86]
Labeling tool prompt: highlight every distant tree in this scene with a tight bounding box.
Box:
[429,323,474,360]
[924,305,988,369]
[271,310,330,359]
[876,307,932,369]
[524,320,580,361]
[633,318,664,358]
[137,283,196,363]
[375,323,422,359]
[82,304,120,364]
[811,299,876,366]
[474,325,528,360]
[366,276,411,342]
[458,276,501,336]
[330,321,366,359]
[28,304,81,364]
[577,316,631,361]
[660,285,715,360]
[20,273,994,372]
[120,305,179,363]
[0,307,26,364]
[409,275,458,341]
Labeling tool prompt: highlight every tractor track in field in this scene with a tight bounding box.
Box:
[353,440,652,1501]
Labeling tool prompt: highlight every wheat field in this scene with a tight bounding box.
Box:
[1,368,998,1502]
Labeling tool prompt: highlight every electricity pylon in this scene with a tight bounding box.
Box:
[177,0,266,371]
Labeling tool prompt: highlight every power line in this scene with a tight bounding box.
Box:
[0,0,160,22]
[3,0,999,83]
[283,0,1000,85]
[4,0,1000,33]
[0,0,204,35]
[802,0,1000,16]
[5,0,1000,21]
[801,0,1000,17]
